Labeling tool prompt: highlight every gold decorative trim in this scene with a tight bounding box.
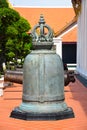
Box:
[71,0,82,17]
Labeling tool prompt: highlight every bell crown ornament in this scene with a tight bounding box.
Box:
[31,14,53,50]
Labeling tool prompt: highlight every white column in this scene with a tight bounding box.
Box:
[0,76,4,96]
[53,37,62,58]
[77,0,87,78]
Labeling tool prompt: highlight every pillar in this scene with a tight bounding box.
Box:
[53,37,62,58]
[77,0,87,78]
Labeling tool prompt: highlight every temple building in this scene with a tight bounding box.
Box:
[14,7,77,66]
[8,0,87,78]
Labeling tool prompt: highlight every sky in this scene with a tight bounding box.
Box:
[9,0,72,7]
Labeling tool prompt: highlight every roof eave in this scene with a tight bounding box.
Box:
[54,16,77,37]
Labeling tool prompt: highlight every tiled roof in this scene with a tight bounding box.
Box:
[14,7,75,32]
[15,8,74,28]
[62,26,77,42]
[14,7,77,42]
[54,16,77,42]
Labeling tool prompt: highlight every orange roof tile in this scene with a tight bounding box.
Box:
[54,16,77,36]
[54,16,77,42]
[62,26,77,42]
[14,7,77,42]
[14,8,75,32]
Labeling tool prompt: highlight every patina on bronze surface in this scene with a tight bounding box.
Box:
[10,15,74,120]
[31,14,53,50]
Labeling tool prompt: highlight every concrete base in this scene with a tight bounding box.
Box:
[10,107,74,120]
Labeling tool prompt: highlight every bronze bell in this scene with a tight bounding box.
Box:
[10,15,74,120]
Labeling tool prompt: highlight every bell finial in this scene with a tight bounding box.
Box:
[38,14,45,24]
[31,15,53,50]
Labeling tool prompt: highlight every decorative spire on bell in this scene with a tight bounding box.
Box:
[38,14,45,24]
[31,14,53,50]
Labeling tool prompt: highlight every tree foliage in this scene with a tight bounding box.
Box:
[5,16,32,62]
[0,1,32,71]
[0,0,9,8]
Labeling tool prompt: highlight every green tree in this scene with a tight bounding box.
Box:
[0,2,32,71]
[6,17,32,64]
[0,7,20,71]
[0,0,9,8]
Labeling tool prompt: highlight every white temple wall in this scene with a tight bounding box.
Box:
[53,38,62,58]
[77,0,87,78]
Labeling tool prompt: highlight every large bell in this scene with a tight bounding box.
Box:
[10,15,74,120]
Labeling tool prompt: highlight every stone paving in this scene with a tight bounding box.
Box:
[0,77,87,130]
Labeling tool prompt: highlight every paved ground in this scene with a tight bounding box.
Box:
[76,74,87,88]
[0,77,87,130]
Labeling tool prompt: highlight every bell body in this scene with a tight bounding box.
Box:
[23,50,64,102]
[19,50,68,113]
